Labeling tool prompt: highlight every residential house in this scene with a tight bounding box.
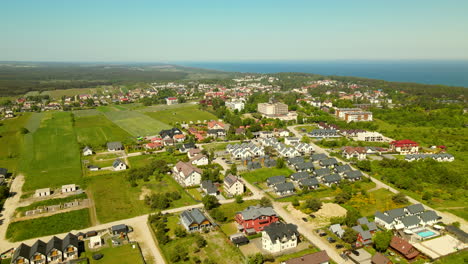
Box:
[292,143,314,154]
[329,224,345,238]
[371,252,392,264]
[298,178,319,190]
[400,215,420,229]
[112,159,127,171]
[145,142,163,150]
[160,128,183,141]
[179,143,196,153]
[180,208,212,231]
[29,240,47,264]
[419,210,440,226]
[335,164,352,175]
[35,188,51,197]
[282,251,330,264]
[201,180,218,196]
[111,224,128,235]
[89,236,102,249]
[342,146,367,160]
[273,182,295,196]
[389,236,420,259]
[247,161,262,170]
[12,244,31,264]
[188,149,202,159]
[285,137,300,145]
[262,222,299,253]
[405,204,425,215]
[82,146,93,156]
[356,131,384,142]
[173,161,202,187]
[275,129,290,137]
[173,133,186,143]
[311,153,328,162]
[319,158,338,168]
[224,174,244,196]
[290,172,309,182]
[386,208,406,222]
[314,168,331,178]
[322,174,341,186]
[61,184,77,193]
[374,212,395,230]
[190,154,209,166]
[309,129,340,138]
[46,237,62,263]
[235,206,279,233]
[107,141,123,151]
[343,170,363,181]
[295,162,315,172]
[207,129,226,138]
[207,120,225,130]
[390,140,419,154]
[287,156,304,166]
[166,97,178,105]
[62,233,79,260]
[266,175,286,186]
[352,226,373,246]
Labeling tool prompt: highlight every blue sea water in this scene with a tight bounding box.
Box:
[179,61,468,87]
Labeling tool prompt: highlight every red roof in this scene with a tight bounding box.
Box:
[167,97,177,100]
[390,236,420,259]
[390,139,419,147]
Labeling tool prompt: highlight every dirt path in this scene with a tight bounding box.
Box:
[12,203,90,222]
[0,174,25,242]
[86,190,99,226]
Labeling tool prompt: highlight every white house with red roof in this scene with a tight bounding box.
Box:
[207,120,225,130]
[166,97,178,105]
[390,139,419,154]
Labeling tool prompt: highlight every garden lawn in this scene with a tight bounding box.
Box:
[216,200,260,221]
[87,173,149,223]
[74,114,132,148]
[20,112,83,191]
[6,209,91,242]
[434,250,468,264]
[144,104,217,125]
[138,174,196,208]
[127,152,187,168]
[347,188,408,217]
[201,142,236,152]
[102,108,171,136]
[82,243,145,264]
[0,113,31,172]
[242,167,294,184]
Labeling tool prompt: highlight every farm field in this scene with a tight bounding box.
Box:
[101,108,171,136]
[87,172,149,223]
[0,113,31,173]
[42,87,106,99]
[127,152,188,168]
[74,114,132,148]
[144,104,217,125]
[241,167,294,184]
[81,242,145,264]
[72,109,102,117]
[201,142,237,152]
[6,209,91,242]
[20,112,83,191]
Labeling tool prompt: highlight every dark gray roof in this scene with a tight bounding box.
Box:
[263,222,299,241]
[288,156,304,164]
[299,178,319,187]
[315,168,331,177]
[83,146,92,152]
[107,141,123,149]
[267,175,286,185]
[386,208,406,219]
[352,225,364,233]
[274,182,295,192]
[224,174,239,187]
[344,170,363,179]
[264,159,277,168]
[291,172,309,181]
[360,230,372,241]
[238,206,277,220]
[358,217,369,225]
[46,236,62,255]
[62,233,79,251]
[419,210,439,222]
[446,225,468,243]
[401,215,420,227]
[322,174,341,183]
[12,243,30,262]
[320,158,338,166]
[180,208,208,226]
[311,153,328,161]
[113,159,125,168]
[335,164,352,173]
[30,240,47,258]
[295,162,314,171]
[0,168,8,176]
[111,224,128,233]
[367,222,378,231]
[406,204,425,215]
[374,211,394,224]
[201,180,217,194]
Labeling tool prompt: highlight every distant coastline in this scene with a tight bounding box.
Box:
[178,60,468,87]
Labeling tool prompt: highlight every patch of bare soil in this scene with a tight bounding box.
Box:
[139,186,151,200]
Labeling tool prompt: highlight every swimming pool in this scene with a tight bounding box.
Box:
[418,231,436,238]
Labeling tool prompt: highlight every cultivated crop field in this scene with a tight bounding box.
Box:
[6,209,91,241]
[144,104,217,125]
[74,114,132,148]
[101,108,171,136]
[20,112,83,191]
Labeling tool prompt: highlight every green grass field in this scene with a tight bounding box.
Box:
[434,250,468,264]
[216,200,260,222]
[101,108,171,136]
[74,114,132,148]
[0,113,31,173]
[241,167,294,184]
[81,242,145,264]
[6,209,91,242]
[127,152,187,168]
[72,109,102,117]
[144,104,217,125]
[20,112,83,191]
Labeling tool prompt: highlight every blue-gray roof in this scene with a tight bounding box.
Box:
[267,175,286,185]
[419,210,439,222]
[375,211,394,224]
[238,206,277,220]
[344,170,363,179]
[180,208,208,227]
[386,208,406,219]
[406,204,425,215]
[400,215,420,227]
[299,178,319,187]
[322,174,341,183]
[274,182,295,192]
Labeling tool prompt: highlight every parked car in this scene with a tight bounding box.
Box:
[335,244,344,249]
[302,217,308,222]
[351,250,360,256]
[327,237,336,243]
[319,233,327,237]
[309,214,316,218]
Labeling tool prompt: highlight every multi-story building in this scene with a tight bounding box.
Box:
[258,102,288,116]
[224,174,244,196]
[235,206,279,234]
[390,139,419,154]
[172,161,202,187]
[335,108,373,122]
[262,222,299,253]
[356,131,384,142]
[226,100,245,111]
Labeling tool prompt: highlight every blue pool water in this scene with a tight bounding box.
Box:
[418,231,436,238]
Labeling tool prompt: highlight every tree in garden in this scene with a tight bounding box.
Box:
[392,192,408,204]
[344,209,362,227]
[302,198,322,212]
[276,158,285,169]
[235,195,244,204]
[373,230,393,252]
[335,190,352,204]
[202,195,220,210]
[342,228,358,244]
[259,197,272,207]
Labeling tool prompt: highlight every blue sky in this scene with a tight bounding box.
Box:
[1,0,467,62]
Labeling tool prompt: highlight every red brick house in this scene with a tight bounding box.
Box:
[235,206,279,234]
[390,236,420,259]
[390,140,419,154]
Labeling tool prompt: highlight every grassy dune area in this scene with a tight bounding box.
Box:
[20,112,82,191]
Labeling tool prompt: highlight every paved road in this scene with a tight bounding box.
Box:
[287,125,468,232]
